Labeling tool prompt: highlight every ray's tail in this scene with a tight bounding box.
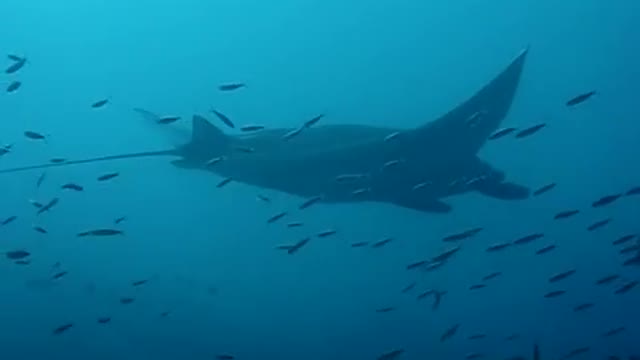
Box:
[0,149,178,175]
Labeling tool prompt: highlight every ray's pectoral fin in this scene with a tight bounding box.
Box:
[473,178,530,200]
[392,195,453,213]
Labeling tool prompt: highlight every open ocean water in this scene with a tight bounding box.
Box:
[1,0,639,359]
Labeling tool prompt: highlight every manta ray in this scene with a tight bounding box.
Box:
[0,48,530,214]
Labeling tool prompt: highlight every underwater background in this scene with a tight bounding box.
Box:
[1,0,640,359]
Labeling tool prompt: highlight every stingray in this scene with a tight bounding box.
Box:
[0,48,530,214]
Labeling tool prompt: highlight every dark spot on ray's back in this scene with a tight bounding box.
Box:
[591,193,622,208]
[91,99,109,108]
[566,91,596,107]
[515,123,546,139]
[533,183,556,196]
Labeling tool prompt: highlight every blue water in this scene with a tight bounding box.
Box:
[1,0,640,359]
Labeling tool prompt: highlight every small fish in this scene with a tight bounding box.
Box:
[235,146,255,154]
[51,271,68,280]
[469,284,486,290]
[5,57,26,74]
[61,183,84,191]
[573,303,594,312]
[240,124,264,132]
[267,211,287,224]
[488,127,517,140]
[377,350,404,360]
[371,237,393,248]
[486,242,511,252]
[466,353,484,359]
[548,269,576,283]
[544,290,566,298]
[619,244,640,254]
[24,131,46,140]
[431,246,461,263]
[114,216,126,224]
[52,323,73,335]
[440,323,460,342]
[417,290,434,300]
[602,326,625,337]
[91,99,109,108]
[411,181,432,191]
[77,229,124,237]
[504,333,520,341]
[286,222,303,228]
[7,54,23,61]
[626,186,640,196]
[442,227,483,242]
[37,198,59,215]
[14,260,30,265]
[595,274,620,285]
[303,114,324,128]
[355,241,375,249]
[205,156,226,166]
[157,116,181,124]
[566,91,596,107]
[36,172,46,188]
[6,80,21,92]
[1,215,17,225]
[299,195,323,210]
[535,244,556,255]
[211,109,234,128]
[256,194,271,203]
[335,173,368,183]
[533,183,556,196]
[97,317,111,324]
[217,177,232,188]
[5,250,30,260]
[560,347,590,360]
[384,131,401,142]
[316,229,337,238]
[613,234,637,246]
[587,218,612,231]
[281,126,304,141]
[381,159,404,171]
[50,158,67,163]
[131,279,148,287]
[287,237,310,254]
[432,290,445,310]
[351,187,371,196]
[119,297,135,304]
[515,123,546,139]
[592,193,623,208]
[468,334,487,340]
[401,282,416,293]
[513,233,544,245]
[465,110,487,127]
[218,83,245,92]
[33,226,48,234]
[97,172,119,181]
[554,209,580,220]
[482,272,502,281]
[375,307,395,313]
[614,280,637,294]
[406,260,428,270]
[623,254,640,266]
